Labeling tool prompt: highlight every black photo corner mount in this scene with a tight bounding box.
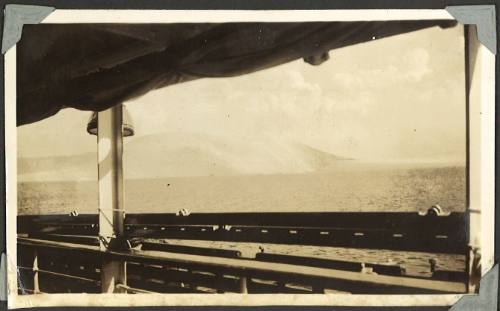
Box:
[0,1,498,311]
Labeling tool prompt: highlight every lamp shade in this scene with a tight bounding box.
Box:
[86,105,135,137]
[303,51,330,66]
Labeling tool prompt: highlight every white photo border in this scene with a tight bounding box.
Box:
[4,8,496,309]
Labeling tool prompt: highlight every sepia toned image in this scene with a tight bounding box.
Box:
[5,9,495,307]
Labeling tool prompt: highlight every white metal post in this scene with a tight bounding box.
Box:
[239,276,248,293]
[98,105,126,293]
[465,25,496,293]
[32,249,39,294]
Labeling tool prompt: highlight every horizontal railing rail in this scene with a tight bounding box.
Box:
[18,237,466,295]
[18,212,467,254]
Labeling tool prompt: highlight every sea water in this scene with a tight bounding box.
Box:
[18,165,465,215]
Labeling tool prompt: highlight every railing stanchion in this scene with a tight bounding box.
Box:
[239,276,248,293]
[33,249,39,294]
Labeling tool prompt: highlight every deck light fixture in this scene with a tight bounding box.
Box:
[86,105,135,137]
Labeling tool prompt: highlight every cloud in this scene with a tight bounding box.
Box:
[287,70,321,93]
[19,24,465,167]
[404,48,432,81]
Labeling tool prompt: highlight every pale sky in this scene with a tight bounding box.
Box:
[18,24,465,179]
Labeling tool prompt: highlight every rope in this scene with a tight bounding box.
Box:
[17,266,100,284]
[97,207,126,242]
[97,208,116,229]
[98,208,126,213]
[17,287,44,294]
[116,283,157,294]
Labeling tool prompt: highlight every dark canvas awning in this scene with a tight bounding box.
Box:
[17,20,455,126]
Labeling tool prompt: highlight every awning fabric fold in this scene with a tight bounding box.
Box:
[17,20,455,126]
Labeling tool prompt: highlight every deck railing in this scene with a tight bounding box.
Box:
[17,211,467,294]
[18,211,466,253]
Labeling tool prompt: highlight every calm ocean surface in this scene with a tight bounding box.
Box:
[18,165,465,215]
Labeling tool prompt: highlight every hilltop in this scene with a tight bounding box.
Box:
[18,132,349,181]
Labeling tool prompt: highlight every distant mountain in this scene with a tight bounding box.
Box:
[18,132,349,181]
[293,143,351,171]
[123,132,237,178]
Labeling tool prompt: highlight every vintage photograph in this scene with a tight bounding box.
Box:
[10,14,481,300]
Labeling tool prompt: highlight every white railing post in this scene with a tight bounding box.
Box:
[98,105,126,293]
[32,249,39,294]
[239,276,248,293]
